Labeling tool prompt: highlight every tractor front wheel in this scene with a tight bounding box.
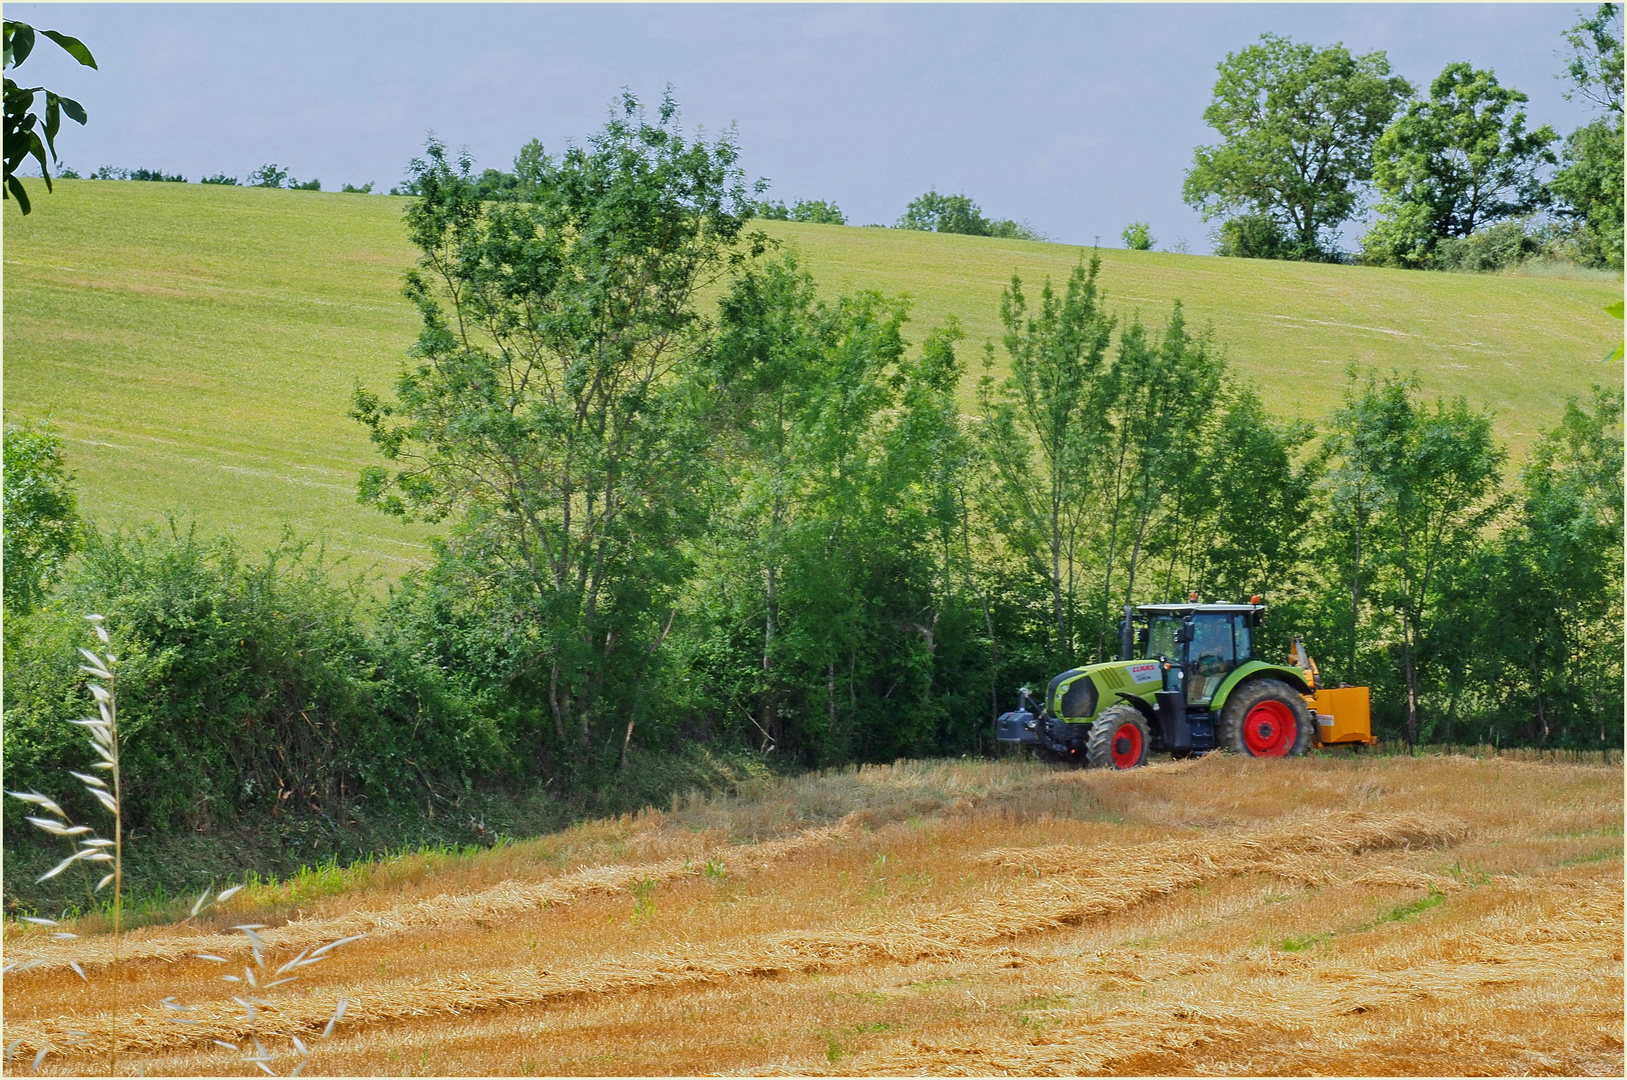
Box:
[1087,704,1150,770]
[1218,679,1313,758]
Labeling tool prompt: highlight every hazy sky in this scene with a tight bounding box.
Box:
[7,3,1607,252]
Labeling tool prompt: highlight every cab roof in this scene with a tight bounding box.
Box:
[1134,603,1265,615]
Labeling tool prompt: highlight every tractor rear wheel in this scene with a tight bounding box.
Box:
[1087,704,1150,770]
[1218,679,1313,758]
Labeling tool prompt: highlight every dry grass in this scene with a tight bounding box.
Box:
[4,753,1620,1076]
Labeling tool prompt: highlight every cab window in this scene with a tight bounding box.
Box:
[1148,617,1178,659]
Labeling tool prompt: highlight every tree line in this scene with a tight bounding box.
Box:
[4,91,1620,859]
[1185,6,1624,270]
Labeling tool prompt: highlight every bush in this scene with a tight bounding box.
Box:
[1432,219,1543,272]
[2,420,81,615]
[340,181,374,194]
[1214,214,1289,259]
[987,218,1047,241]
[2,524,508,843]
[1121,222,1155,250]
[289,177,321,191]
[201,173,239,185]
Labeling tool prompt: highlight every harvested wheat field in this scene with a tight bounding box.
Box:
[3,753,1622,1076]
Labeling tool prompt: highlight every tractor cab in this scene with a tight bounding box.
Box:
[1132,602,1263,708]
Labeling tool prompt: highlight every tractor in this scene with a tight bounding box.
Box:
[995,599,1373,769]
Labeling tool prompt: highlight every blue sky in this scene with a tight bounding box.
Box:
[7,3,1608,252]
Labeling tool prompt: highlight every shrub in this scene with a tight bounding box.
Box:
[2,420,81,616]
[2,524,508,844]
[1432,219,1543,272]
[289,177,321,191]
[200,172,239,185]
[340,181,374,194]
[1214,214,1289,259]
[1121,222,1155,250]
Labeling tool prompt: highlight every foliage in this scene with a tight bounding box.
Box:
[2,524,506,853]
[1212,213,1289,259]
[681,255,984,764]
[290,177,320,191]
[340,181,374,194]
[351,93,761,777]
[1121,222,1154,250]
[1363,64,1558,268]
[3,419,82,616]
[1318,373,1506,744]
[91,166,185,182]
[1184,33,1411,260]
[248,163,290,188]
[1559,3,1623,114]
[758,198,846,225]
[974,257,1116,661]
[896,190,1044,240]
[1550,5,1625,269]
[3,19,95,214]
[200,172,238,185]
[1476,386,1623,746]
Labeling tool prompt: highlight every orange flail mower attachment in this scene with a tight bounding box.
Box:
[1306,685,1375,745]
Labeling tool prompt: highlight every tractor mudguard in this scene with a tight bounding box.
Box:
[1210,661,1313,712]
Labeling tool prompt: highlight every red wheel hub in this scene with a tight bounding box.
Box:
[1109,722,1143,769]
[1243,700,1296,756]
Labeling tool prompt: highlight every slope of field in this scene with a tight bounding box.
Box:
[4,181,1620,578]
[3,754,1621,1076]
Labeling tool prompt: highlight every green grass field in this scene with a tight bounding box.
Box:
[4,180,1619,581]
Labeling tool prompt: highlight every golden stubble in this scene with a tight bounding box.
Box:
[4,753,1620,1076]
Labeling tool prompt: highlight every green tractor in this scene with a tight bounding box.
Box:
[995,600,1372,768]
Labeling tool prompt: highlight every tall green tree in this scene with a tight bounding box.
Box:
[2,419,82,615]
[1480,387,1623,745]
[350,93,760,772]
[1184,33,1412,260]
[1364,64,1558,267]
[1092,303,1222,657]
[1550,4,1624,268]
[3,19,95,214]
[1324,374,1506,745]
[690,255,975,763]
[974,258,1116,661]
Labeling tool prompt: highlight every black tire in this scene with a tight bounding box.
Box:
[1087,704,1151,770]
[1218,678,1314,758]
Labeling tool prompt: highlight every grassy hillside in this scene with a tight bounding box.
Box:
[4,181,1619,579]
[4,754,1621,1075]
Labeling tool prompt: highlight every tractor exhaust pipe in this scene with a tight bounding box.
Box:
[1118,604,1133,661]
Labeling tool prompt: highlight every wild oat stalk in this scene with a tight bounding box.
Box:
[7,614,122,1074]
[7,615,364,1076]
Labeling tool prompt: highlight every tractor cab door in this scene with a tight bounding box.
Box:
[1184,612,1241,707]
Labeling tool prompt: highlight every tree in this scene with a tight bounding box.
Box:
[1121,222,1155,250]
[1481,386,1623,745]
[754,198,845,224]
[1551,5,1624,268]
[351,92,760,772]
[1364,64,1558,267]
[974,257,1116,659]
[1184,34,1411,260]
[1559,2,1623,114]
[897,189,990,235]
[248,163,289,188]
[3,420,82,614]
[1323,374,1506,745]
[3,19,95,214]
